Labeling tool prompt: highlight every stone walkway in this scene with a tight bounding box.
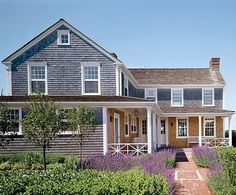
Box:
[174,151,212,195]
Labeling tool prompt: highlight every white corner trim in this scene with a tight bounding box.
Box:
[115,64,120,96]
[6,62,12,95]
[102,107,108,155]
[81,62,101,95]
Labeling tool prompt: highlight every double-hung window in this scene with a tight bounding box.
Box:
[82,63,100,95]
[202,88,214,106]
[177,118,188,138]
[131,115,137,133]
[124,113,129,137]
[7,109,20,133]
[171,89,183,107]
[204,117,215,137]
[57,30,70,45]
[145,88,156,100]
[28,63,47,94]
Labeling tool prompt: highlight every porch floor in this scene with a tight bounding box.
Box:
[174,151,212,195]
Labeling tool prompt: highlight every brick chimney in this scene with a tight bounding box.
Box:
[209,57,220,71]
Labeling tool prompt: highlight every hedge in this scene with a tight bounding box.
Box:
[0,168,169,195]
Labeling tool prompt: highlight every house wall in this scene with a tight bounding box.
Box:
[168,116,224,148]
[157,88,223,108]
[107,108,139,144]
[11,25,116,96]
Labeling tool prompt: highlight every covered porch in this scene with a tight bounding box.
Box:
[103,105,163,156]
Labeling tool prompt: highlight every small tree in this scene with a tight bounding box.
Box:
[66,105,97,167]
[22,94,63,171]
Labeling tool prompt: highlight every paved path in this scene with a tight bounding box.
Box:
[174,151,212,195]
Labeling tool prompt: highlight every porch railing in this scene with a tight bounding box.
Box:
[107,143,148,156]
[202,137,229,147]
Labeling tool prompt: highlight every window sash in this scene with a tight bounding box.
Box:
[124,114,129,136]
[145,89,156,100]
[204,118,215,136]
[203,89,214,106]
[172,89,183,106]
[177,119,187,137]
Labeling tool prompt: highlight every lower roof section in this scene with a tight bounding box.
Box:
[160,106,234,117]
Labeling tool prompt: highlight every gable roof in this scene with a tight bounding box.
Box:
[128,68,225,86]
[2,19,122,64]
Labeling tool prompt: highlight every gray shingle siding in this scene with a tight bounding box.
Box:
[11,25,116,96]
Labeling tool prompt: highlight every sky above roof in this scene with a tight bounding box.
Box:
[0,0,235,129]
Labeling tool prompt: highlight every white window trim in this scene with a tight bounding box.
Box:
[4,108,22,135]
[171,88,184,107]
[176,117,189,138]
[124,76,129,96]
[202,88,215,107]
[145,88,157,100]
[124,113,129,137]
[57,30,70,45]
[81,62,101,95]
[27,62,48,95]
[203,117,216,137]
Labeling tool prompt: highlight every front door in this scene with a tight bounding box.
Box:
[114,113,120,143]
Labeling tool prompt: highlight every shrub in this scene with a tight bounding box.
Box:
[192,146,219,168]
[0,153,10,163]
[47,163,65,170]
[45,153,65,164]
[0,162,11,170]
[0,168,169,195]
[64,155,78,170]
[12,163,29,170]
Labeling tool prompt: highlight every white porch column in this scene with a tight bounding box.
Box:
[229,116,232,146]
[157,116,161,148]
[152,113,157,150]
[199,116,202,146]
[147,107,152,153]
[102,107,108,155]
[165,118,169,146]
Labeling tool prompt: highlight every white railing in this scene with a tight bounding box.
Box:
[107,143,148,156]
[202,137,229,147]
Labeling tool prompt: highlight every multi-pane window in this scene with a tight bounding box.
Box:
[145,89,156,100]
[131,115,137,133]
[142,120,147,135]
[29,65,47,94]
[172,89,183,106]
[177,118,188,137]
[204,117,215,136]
[83,65,100,94]
[57,30,70,45]
[124,77,129,96]
[203,89,214,106]
[7,109,19,133]
[124,113,129,137]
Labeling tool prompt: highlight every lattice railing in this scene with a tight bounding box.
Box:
[202,137,229,147]
[107,143,148,156]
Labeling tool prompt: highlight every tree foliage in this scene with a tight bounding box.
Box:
[22,94,63,170]
[66,105,97,165]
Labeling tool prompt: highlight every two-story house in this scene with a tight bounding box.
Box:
[1,19,234,156]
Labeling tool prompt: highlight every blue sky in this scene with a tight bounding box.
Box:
[0,0,235,129]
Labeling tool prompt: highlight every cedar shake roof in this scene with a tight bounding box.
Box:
[0,95,153,102]
[160,106,234,114]
[128,68,225,85]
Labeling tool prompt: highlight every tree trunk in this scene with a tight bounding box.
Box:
[43,145,46,171]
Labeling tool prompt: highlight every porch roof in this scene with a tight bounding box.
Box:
[160,106,234,116]
[0,95,153,102]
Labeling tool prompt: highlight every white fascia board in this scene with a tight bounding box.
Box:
[2,19,122,64]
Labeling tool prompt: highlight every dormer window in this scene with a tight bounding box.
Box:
[124,77,129,96]
[171,88,183,107]
[57,30,70,45]
[202,88,214,106]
